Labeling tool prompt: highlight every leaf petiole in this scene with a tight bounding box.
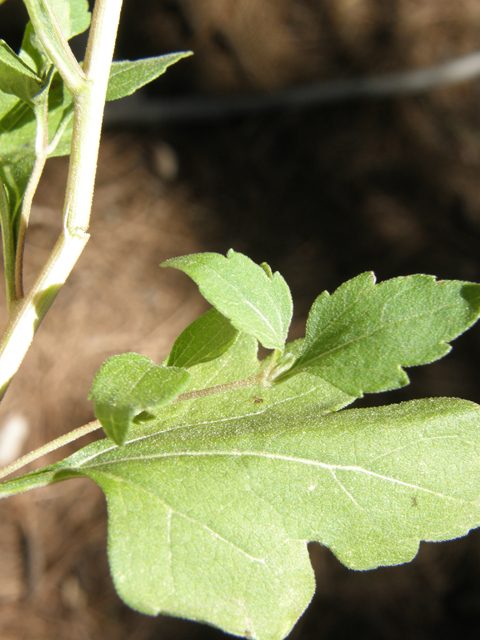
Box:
[0,418,101,481]
[173,373,264,402]
[0,362,284,481]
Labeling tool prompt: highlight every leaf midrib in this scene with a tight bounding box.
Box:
[79,447,471,503]
[203,266,284,340]
[76,382,334,466]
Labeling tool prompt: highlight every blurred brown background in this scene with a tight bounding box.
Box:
[1,0,480,638]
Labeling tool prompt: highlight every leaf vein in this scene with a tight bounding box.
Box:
[83,451,470,502]
[94,468,267,564]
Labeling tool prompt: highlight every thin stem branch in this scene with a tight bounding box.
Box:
[0,420,101,480]
[14,75,53,299]
[0,183,16,313]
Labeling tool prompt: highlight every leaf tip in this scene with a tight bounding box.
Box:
[260,261,273,278]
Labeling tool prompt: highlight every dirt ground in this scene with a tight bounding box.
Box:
[2,1,480,638]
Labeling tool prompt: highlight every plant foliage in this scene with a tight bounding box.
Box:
[3,250,480,640]
[2,2,480,639]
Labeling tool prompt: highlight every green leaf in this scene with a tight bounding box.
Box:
[2,394,480,640]
[168,308,238,368]
[0,151,35,246]
[163,250,293,351]
[0,70,73,225]
[0,40,43,104]
[19,22,49,75]
[60,0,91,39]
[24,0,91,42]
[88,353,190,446]
[284,273,480,396]
[106,52,192,101]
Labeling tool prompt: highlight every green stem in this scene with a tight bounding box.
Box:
[14,70,54,299]
[63,0,123,233]
[0,182,16,313]
[0,466,62,499]
[0,419,101,481]
[23,0,86,96]
[0,0,124,400]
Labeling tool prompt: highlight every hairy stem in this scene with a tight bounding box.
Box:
[174,374,264,402]
[64,0,123,233]
[0,420,101,481]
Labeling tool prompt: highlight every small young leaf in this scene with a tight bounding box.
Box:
[185,332,260,389]
[284,273,480,396]
[168,308,238,368]
[0,40,43,104]
[106,52,192,101]
[89,353,190,446]
[162,250,293,351]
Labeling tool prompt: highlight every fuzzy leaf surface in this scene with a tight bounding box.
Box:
[106,52,192,101]
[285,273,480,396]
[0,335,355,639]
[89,353,190,446]
[19,22,48,73]
[163,250,293,350]
[168,308,238,368]
[2,328,480,640]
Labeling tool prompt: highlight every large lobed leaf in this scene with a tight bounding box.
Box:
[284,272,480,396]
[2,333,480,639]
